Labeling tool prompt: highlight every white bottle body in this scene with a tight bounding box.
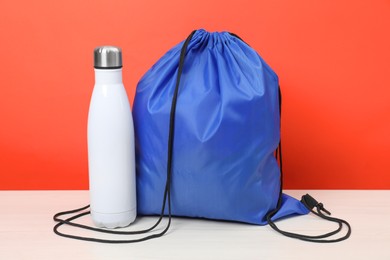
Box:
[88,68,136,228]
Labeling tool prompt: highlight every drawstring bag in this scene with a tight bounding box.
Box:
[134,29,304,224]
[53,29,351,243]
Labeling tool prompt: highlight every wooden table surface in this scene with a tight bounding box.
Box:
[0,190,389,259]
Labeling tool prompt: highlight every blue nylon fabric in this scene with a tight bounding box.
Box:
[133,29,309,225]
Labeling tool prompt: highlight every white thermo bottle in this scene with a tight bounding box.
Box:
[88,46,136,228]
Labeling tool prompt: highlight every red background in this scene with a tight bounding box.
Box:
[1,1,389,190]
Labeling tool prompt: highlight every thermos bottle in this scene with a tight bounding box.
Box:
[88,46,137,228]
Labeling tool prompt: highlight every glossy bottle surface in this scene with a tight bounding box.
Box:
[88,67,136,228]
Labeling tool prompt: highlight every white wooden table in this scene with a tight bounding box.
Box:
[0,190,389,259]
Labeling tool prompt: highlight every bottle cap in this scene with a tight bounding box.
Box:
[94,46,122,69]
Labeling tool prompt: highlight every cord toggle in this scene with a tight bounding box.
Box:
[301,194,332,215]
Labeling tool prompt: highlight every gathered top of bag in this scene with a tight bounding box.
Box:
[191,29,240,45]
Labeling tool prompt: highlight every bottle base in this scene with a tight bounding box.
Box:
[91,208,136,229]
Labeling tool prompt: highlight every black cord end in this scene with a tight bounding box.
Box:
[301,194,332,215]
[317,203,331,215]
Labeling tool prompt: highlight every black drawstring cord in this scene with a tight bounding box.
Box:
[266,194,351,243]
[264,83,351,243]
[52,30,197,243]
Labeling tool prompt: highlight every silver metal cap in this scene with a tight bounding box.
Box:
[94,46,122,69]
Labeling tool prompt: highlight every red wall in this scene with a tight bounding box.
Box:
[1,1,389,190]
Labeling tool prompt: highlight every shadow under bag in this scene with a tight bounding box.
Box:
[52,29,350,243]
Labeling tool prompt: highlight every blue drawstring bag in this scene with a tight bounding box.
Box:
[133,29,309,225]
[52,29,350,243]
